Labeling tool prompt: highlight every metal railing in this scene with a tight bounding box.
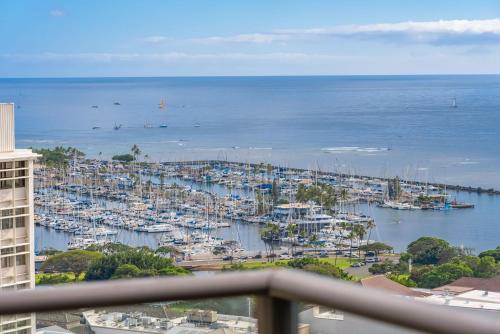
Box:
[1,269,499,334]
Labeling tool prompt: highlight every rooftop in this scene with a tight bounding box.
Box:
[0,148,40,161]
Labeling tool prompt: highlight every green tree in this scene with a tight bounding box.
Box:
[86,242,133,255]
[41,250,103,277]
[417,262,473,288]
[112,264,141,279]
[407,237,452,265]
[85,249,189,280]
[369,259,397,274]
[112,154,134,163]
[475,256,499,278]
[359,242,393,255]
[479,247,500,262]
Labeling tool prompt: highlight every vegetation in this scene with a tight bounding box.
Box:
[296,183,337,210]
[112,153,134,163]
[86,242,134,254]
[40,250,103,277]
[38,247,63,256]
[374,237,500,289]
[37,244,190,285]
[36,272,85,285]
[223,257,351,280]
[407,236,455,265]
[33,146,85,167]
[359,242,393,254]
[85,248,190,280]
[479,247,500,262]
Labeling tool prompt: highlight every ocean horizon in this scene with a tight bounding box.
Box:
[2,74,500,189]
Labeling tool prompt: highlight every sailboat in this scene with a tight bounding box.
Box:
[113,123,122,130]
[159,99,166,109]
[451,97,457,108]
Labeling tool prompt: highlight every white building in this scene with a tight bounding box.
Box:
[0,103,39,334]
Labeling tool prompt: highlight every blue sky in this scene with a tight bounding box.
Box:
[2,0,500,77]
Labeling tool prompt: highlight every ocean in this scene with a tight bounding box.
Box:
[2,75,500,252]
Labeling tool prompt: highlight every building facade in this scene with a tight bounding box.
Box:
[0,103,39,334]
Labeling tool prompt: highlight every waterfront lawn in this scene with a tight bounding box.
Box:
[36,272,85,285]
[224,258,351,270]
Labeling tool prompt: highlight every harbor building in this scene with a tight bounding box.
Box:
[0,103,39,333]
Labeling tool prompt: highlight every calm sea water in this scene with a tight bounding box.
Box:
[2,75,500,252]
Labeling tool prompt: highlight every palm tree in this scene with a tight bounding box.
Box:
[159,172,165,190]
[348,229,355,263]
[353,224,366,259]
[366,220,376,246]
[286,223,298,255]
[131,144,141,161]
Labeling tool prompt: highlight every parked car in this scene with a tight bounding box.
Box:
[222,255,233,261]
[365,257,379,263]
[350,262,364,268]
[319,250,328,258]
[253,254,263,259]
[279,254,292,260]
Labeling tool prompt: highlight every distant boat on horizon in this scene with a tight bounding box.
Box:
[159,99,166,109]
[159,124,168,128]
[113,102,121,105]
[91,105,99,109]
[194,123,201,128]
[92,126,101,130]
[113,123,122,130]
[144,123,153,128]
[451,97,457,108]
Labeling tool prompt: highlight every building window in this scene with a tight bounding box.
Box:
[15,161,26,169]
[15,178,26,188]
[0,178,13,190]
[1,322,16,331]
[16,246,26,253]
[1,209,13,216]
[16,254,27,266]
[1,218,13,230]
[1,256,14,268]
[1,247,14,255]
[0,162,13,170]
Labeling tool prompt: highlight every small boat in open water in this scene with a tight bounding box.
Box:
[159,99,166,109]
[160,124,168,128]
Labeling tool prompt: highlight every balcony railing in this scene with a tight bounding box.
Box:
[1,269,499,334]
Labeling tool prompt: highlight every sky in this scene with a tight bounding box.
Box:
[2,0,500,77]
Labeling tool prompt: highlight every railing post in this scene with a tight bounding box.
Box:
[256,296,297,334]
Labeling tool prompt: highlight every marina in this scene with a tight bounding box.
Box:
[33,157,495,256]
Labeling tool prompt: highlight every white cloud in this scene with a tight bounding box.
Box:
[200,33,291,44]
[289,19,500,45]
[143,36,169,44]
[49,9,65,17]
[200,19,500,46]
